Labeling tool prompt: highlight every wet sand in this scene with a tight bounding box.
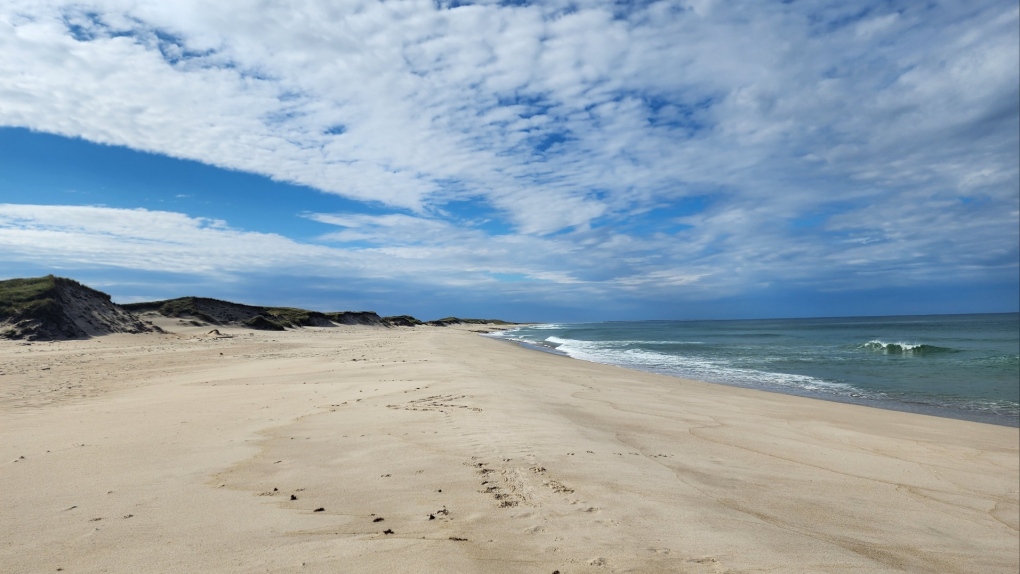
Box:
[2,323,1017,573]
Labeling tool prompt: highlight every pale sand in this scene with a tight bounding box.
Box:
[1,323,1017,574]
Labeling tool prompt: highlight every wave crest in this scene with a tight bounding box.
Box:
[860,340,954,355]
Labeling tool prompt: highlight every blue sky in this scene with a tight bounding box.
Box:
[1,0,1017,322]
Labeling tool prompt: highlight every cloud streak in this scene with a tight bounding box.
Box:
[0,0,1016,315]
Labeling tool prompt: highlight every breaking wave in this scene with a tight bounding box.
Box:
[541,336,859,395]
[860,341,955,355]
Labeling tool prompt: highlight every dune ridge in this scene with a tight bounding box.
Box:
[1,275,522,340]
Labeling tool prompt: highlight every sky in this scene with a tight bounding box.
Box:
[0,0,1017,322]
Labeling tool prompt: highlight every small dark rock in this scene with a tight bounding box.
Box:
[313,507,324,512]
[290,495,297,500]
[373,517,384,522]
[383,529,394,534]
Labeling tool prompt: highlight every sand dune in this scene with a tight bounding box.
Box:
[2,323,1017,573]
[0,276,159,341]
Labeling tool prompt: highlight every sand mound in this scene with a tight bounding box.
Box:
[0,276,160,340]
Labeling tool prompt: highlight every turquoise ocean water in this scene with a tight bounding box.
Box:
[493,313,1019,427]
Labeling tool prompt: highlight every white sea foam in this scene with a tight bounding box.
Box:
[864,340,921,351]
[860,340,952,354]
[542,336,858,395]
[499,317,1020,425]
[543,336,703,346]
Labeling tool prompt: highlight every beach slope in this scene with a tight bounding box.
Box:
[1,324,1016,573]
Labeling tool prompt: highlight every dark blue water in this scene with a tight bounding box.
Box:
[494,314,1019,427]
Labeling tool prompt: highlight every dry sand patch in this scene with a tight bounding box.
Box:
[2,326,1017,573]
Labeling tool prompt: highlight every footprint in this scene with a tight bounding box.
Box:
[647,547,671,555]
[545,480,574,494]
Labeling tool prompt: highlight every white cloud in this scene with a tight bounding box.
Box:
[1,198,1016,316]
[0,1,1016,308]
[0,203,346,276]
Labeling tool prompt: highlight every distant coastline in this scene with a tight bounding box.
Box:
[0,275,521,341]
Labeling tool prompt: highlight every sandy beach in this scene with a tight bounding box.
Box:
[2,323,1017,574]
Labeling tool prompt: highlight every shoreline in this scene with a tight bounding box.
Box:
[490,323,1020,429]
[500,333,1020,428]
[3,324,1017,573]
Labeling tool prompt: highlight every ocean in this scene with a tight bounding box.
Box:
[493,313,1020,427]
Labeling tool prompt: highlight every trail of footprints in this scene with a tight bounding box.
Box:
[386,394,482,413]
[470,458,577,509]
